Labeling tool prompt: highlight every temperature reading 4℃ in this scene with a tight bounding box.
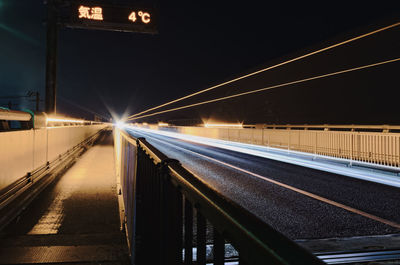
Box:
[70,3,157,33]
[129,11,151,24]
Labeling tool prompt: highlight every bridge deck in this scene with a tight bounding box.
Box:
[0,132,129,264]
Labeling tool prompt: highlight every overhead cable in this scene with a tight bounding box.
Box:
[125,21,400,120]
[127,57,400,120]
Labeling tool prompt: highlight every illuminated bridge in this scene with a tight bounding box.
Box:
[0,108,399,265]
[1,15,400,265]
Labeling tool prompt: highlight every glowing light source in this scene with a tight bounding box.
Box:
[78,5,103,20]
[129,11,151,23]
[128,11,137,22]
[115,120,125,129]
[204,123,243,128]
[139,11,151,23]
[47,117,85,124]
[158,122,169,127]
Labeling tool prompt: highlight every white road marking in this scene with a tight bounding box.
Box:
[142,132,400,230]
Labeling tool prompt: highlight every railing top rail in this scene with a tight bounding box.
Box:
[118,128,139,146]
[138,137,168,164]
[120,128,324,265]
[140,124,400,132]
[0,109,32,121]
[165,163,324,265]
[259,124,400,131]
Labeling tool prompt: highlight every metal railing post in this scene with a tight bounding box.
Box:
[159,159,183,265]
[184,199,193,265]
[213,227,225,265]
[196,210,207,265]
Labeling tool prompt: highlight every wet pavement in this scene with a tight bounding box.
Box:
[127,128,400,241]
[0,131,129,264]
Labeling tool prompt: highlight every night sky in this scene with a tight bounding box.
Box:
[1,1,400,124]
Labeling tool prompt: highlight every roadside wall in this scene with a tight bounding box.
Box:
[0,125,106,190]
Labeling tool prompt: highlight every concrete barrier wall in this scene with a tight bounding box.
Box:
[0,125,105,190]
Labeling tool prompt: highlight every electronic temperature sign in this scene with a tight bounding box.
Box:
[69,2,157,34]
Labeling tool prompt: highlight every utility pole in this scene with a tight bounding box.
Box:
[45,0,58,114]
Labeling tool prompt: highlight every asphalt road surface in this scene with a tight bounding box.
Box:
[126,127,400,240]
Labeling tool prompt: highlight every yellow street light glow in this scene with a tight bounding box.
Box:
[158,122,169,127]
[124,21,400,121]
[115,120,125,129]
[204,123,243,128]
[47,117,85,123]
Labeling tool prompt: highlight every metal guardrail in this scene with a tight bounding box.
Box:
[0,108,106,130]
[152,125,400,168]
[0,109,32,121]
[261,129,400,168]
[0,108,33,130]
[114,128,325,265]
[255,124,400,132]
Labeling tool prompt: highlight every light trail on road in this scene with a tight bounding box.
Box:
[150,135,400,229]
[125,126,400,188]
[126,127,400,239]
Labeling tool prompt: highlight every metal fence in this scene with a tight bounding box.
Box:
[256,129,400,167]
[114,128,324,265]
[167,126,400,168]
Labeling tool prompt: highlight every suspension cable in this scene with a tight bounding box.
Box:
[125,21,400,120]
[127,57,400,121]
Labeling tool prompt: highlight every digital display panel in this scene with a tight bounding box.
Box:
[68,2,157,34]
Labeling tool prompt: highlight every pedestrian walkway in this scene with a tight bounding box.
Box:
[0,131,129,264]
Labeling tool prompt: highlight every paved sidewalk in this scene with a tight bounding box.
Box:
[0,131,129,264]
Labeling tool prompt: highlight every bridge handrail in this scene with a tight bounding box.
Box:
[115,128,324,265]
[141,124,400,168]
[255,124,400,132]
[0,108,32,121]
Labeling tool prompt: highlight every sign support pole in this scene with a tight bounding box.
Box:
[45,0,58,114]
[44,1,156,115]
